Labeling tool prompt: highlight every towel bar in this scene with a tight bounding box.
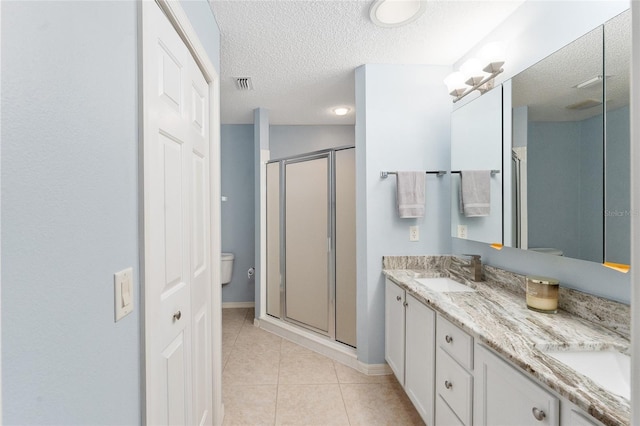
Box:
[450,170,500,176]
[380,170,447,179]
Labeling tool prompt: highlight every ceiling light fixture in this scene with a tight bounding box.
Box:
[333,107,350,116]
[369,0,426,28]
[444,42,507,103]
[574,75,610,89]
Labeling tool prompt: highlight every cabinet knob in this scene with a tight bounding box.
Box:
[532,407,546,421]
[173,311,182,321]
[396,296,402,301]
[445,335,453,344]
[403,301,408,307]
[444,380,453,390]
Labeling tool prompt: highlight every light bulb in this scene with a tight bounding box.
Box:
[460,58,486,85]
[479,42,506,72]
[333,107,350,116]
[443,72,467,95]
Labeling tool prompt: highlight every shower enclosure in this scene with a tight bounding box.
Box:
[265,147,356,347]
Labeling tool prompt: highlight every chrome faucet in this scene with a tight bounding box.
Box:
[463,254,483,281]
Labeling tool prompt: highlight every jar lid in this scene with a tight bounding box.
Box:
[526,275,559,285]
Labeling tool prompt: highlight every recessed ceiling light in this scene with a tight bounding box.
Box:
[369,0,426,28]
[333,107,350,116]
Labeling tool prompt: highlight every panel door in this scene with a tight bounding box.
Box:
[405,294,435,425]
[474,344,559,426]
[384,279,405,385]
[142,2,212,425]
[335,148,356,347]
[284,156,330,333]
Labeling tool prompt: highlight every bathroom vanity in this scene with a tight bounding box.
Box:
[383,256,629,426]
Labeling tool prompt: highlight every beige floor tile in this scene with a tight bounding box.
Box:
[222,384,277,426]
[278,351,338,384]
[222,308,250,334]
[223,348,281,386]
[235,323,283,353]
[333,362,396,384]
[275,384,349,425]
[340,383,424,426]
[280,339,318,355]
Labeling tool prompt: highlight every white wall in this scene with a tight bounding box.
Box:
[355,64,452,364]
[453,0,631,303]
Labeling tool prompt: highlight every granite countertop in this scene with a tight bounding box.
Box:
[382,256,630,426]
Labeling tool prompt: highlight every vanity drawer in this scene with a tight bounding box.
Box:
[436,394,465,426]
[437,315,474,370]
[437,347,473,426]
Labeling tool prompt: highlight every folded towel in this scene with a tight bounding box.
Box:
[396,171,425,218]
[460,170,491,217]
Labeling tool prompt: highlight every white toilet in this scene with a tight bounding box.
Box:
[221,253,235,285]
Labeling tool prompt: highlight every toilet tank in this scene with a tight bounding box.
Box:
[221,253,235,284]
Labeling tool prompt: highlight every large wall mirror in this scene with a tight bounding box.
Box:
[509,10,630,264]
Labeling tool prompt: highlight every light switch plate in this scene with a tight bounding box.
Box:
[409,225,419,242]
[114,267,134,322]
[457,225,468,239]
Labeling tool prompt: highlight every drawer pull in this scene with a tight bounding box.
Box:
[445,335,454,344]
[444,380,453,390]
[532,407,546,421]
[396,295,402,301]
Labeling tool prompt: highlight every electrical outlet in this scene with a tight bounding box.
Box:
[409,226,419,242]
[457,225,468,239]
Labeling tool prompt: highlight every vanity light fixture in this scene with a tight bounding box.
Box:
[369,0,426,28]
[333,107,350,116]
[444,41,506,103]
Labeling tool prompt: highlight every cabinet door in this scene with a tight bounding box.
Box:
[405,294,436,425]
[385,279,405,385]
[474,344,559,426]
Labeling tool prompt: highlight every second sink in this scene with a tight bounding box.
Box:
[415,277,476,293]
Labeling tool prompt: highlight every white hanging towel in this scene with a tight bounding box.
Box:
[396,171,425,218]
[460,170,491,217]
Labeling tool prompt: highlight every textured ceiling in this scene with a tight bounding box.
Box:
[512,9,630,122]
[210,0,526,125]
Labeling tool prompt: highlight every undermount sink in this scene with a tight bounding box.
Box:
[415,277,476,293]
[544,349,630,400]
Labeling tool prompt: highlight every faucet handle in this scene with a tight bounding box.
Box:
[462,254,481,260]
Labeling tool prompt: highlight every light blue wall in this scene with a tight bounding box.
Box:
[221,125,256,303]
[605,105,631,264]
[355,64,452,364]
[2,2,140,423]
[2,1,221,423]
[527,115,603,263]
[580,114,604,262]
[254,108,269,314]
[270,125,354,159]
[181,0,221,72]
[528,121,583,258]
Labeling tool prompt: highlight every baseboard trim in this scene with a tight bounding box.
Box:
[357,361,392,376]
[222,302,255,309]
[257,315,390,376]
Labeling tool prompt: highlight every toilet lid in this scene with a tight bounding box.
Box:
[529,247,564,256]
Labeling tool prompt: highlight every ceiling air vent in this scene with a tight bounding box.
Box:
[566,99,602,110]
[234,77,254,91]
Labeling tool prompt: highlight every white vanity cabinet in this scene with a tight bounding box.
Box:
[384,279,435,425]
[436,315,474,426]
[474,344,559,426]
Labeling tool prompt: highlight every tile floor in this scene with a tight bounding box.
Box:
[222,308,424,426]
